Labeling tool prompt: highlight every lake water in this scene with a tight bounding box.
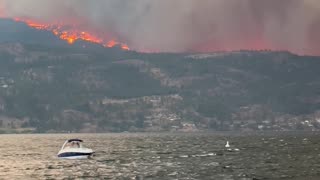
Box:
[0,132,320,180]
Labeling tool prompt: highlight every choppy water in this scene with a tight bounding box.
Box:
[0,132,320,180]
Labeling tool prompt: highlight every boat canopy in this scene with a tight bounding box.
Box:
[67,139,83,142]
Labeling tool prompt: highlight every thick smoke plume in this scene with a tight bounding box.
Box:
[0,0,319,55]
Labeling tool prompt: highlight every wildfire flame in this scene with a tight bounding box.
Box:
[14,18,129,50]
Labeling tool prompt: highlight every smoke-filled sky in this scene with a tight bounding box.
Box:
[0,0,320,55]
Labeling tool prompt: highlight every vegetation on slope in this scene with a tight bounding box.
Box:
[0,43,320,133]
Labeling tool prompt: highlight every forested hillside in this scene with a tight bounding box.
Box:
[1,42,320,133]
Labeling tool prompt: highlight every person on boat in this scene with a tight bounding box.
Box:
[64,143,71,149]
[71,142,76,148]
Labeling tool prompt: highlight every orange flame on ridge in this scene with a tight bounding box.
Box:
[14,18,129,50]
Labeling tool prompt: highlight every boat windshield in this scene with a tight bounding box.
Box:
[64,141,81,149]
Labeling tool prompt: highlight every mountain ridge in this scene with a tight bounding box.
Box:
[0,42,320,133]
[1,18,320,133]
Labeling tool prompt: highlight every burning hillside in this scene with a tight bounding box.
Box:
[13,18,130,50]
[0,0,320,55]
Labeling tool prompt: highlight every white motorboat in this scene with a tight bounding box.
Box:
[57,139,94,159]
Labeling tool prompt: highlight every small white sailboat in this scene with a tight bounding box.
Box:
[57,139,94,159]
[225,141,230,148]
[225,141,240,151]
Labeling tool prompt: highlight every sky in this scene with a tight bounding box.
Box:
[0,0,320,55]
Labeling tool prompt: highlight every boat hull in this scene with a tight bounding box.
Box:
[57,147,94,159]
[58,152,93,159]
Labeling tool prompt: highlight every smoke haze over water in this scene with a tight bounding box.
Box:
[0,0,319,55]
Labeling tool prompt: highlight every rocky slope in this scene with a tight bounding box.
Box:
[1,42,320,133]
